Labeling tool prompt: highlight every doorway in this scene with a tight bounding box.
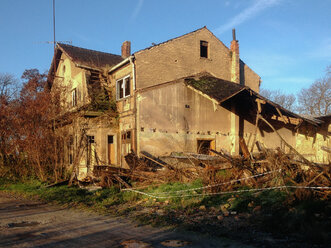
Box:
[197,139,215,155]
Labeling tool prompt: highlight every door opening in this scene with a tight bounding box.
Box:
[197,139,215,155]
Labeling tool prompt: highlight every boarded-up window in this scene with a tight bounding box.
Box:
[200,41,208,58]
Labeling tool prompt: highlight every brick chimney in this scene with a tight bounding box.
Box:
[121,41,131,58]
[230,29,240,84]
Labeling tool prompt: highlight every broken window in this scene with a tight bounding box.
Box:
[72,88,77,107]
[200,40,208,58]
[116,76,131,100]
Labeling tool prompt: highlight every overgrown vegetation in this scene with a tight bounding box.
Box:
[0,69,117,183]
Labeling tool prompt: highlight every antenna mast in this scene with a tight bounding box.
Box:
[53,0,56,52]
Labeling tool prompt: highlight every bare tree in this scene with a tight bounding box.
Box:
[0,73,18,174]
[0,73,18,101]
[297,66,331,116]
[260,89,296,111]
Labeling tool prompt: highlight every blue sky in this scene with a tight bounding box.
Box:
[0,0,330,94]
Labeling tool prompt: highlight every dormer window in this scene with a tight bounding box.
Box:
[116,75,130,100]
[200,40,208,58]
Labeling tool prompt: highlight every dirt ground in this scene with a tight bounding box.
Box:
[0,192,252,248]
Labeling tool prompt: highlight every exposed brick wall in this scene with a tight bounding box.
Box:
[134,28,233,89]
[240,60,260,92]
[230,39,240,84]
[121,41,131,58]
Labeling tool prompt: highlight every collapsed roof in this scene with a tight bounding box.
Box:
[184,74,323,126]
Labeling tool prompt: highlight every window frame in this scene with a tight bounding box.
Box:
[72,88,77,107]
[116,75,131,100]
[200,40,209,58]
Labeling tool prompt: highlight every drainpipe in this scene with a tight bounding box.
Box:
[230,29,240,155]
[129,56,136,91]
[129,56,139,155]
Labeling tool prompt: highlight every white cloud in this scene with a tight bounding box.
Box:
[131,0,144,20]
[215,0,281,35]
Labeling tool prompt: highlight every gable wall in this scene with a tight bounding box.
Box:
[134,29,232,90]
[53,52,89,110]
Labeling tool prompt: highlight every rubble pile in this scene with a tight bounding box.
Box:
[93,142,330,199]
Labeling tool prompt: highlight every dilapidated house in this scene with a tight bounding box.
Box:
[48,27,330,179]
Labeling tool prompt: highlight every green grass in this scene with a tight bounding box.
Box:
[1,178,330,246]
[0,178,139,210]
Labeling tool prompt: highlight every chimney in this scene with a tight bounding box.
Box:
[121,41,131,58]
[230,29,240,84]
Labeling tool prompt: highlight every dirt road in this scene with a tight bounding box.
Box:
[0,193,251,248]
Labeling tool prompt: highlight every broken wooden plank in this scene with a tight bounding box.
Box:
[276,107,289,124]
[140,152,175,170]
[113,174,131,188]
[210,149,234,163]
[255,98,266,114]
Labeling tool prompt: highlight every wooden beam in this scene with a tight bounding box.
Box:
[255,98,266,113]
[271,115,301,125]
[239,138,250,159]
[140,153,174,170]
[276,107,289,124]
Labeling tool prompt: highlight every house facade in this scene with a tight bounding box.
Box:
[48,27,330,179]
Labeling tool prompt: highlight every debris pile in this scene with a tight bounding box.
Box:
[92,141,330,199]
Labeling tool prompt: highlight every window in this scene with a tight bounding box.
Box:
[87,135,95,167]
[200,40,208,58]
[108,135,114,144]
[121,131,132,155]
[72,88,77,107]
[87,135,95,144]
[68,136,74,164]
[116,76,130,100]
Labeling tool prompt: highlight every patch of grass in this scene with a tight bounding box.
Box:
[1,178,330,246]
